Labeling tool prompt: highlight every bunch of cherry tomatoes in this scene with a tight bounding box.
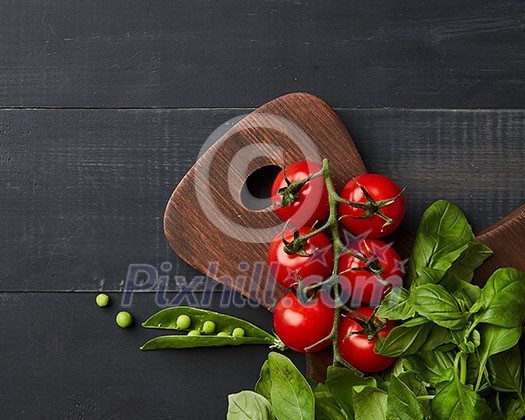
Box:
[267,161,406,373]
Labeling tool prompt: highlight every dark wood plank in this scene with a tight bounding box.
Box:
[0,109,242,292]
[347,109,525,233]
[0,291,304,419]
[0,0,523,108]
[1,108,523,292]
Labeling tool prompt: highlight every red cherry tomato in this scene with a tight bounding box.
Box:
[274,292,334,353]
[338,307,397,373]
[271,161,329,227]
[339,239,403,306]
[338,174,405,238]
[268,227,334,289]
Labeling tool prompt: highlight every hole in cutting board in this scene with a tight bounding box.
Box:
[240,165,282,211]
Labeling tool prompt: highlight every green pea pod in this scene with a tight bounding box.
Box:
[140,307,278,350]
[141,335,273,350]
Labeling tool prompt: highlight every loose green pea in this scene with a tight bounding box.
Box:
[232,327,245,338]
[217,331,230,337]
[176,314,191,330]
[116,311,133,328]
[202,320,216,334]
[96,293,110,307]
[188,329,201,336]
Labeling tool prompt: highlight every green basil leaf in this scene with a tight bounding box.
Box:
[407,200,475,286]
[352,386,387,420]
[403,350,455,387]
[255,360,272,402]
[411,267,446,288]
[386,375,426,420]
[479,324,522,359]
[409,284,467,330]
[472,268,525,328]
[452,280,481,310]
[487,345,523,394]
[465,351,481,387]
[325,366,376,418]
[376,288,415,321]
[396,372,432,416]
[419,323,451,352]
[312,383,349,420]
[227,391,274,420]
[396,371,428,397]
[476,324,522,390]
[374,318,431,357]
[431,377,491,420]
[450,328,481,354]
[267,352,315,420]
[442,241,493,284]
[502,396,525,420]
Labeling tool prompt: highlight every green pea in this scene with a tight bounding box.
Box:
[176,314,191,330]
[216,331,229,337]
[96,293,110,307]
[116,311,133,328]
[202,320,216,334]
[232,327,245,338]
[188,329,201,336]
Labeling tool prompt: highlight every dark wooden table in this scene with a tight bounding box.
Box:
[1,1,524,419]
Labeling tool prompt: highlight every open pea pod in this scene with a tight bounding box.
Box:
[141,306,279,350]
[141,335,274,350]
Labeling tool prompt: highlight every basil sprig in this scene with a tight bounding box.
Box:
[228,200,525,419]
[375,199,525,419]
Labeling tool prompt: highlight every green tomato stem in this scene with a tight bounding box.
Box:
[280,159,385,377]
[320,158,363,376]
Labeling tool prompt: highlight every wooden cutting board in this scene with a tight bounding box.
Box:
[164,92,525,381]
[164,92,368,310]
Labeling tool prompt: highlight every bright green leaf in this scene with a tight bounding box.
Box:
[409,284,467,330]
[487,345,523,394]
[313,383,349,420]
[473,268,525,328]
[386,375,426,420]
[352,386,387,420]
[227,391,274,420]
[478,324,522,359]
[411,267,446,289]
[431,377,491,420]
[376,288,416,321]
[267,352,315,420]
[451,280,481,310]
[419,323,451,352]
[404,350,455,387]
[325,366,376,418]
[407,200,475,286]
[255,360,272,402]
[475,324,522,393]
[443,241,493,284]
[375,318,431,357]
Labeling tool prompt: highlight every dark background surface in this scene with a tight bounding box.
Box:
[1,1,524,419]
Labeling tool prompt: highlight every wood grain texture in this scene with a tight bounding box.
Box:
[164,93,366,310]
[477,205,525,281]
[1,108,523,292]
[0,0,524,108]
